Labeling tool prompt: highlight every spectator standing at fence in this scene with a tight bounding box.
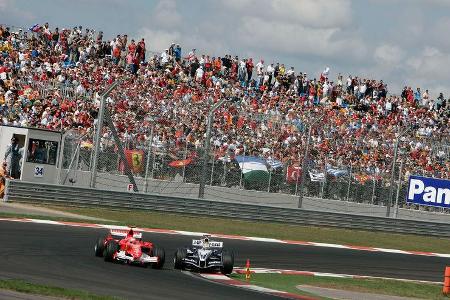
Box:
[3,136,23,179]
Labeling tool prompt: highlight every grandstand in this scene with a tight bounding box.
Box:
[0,23,448,210]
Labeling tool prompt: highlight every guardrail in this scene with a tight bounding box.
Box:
[4,180,450,237]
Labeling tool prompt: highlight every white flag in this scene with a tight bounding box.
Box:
[309,170,325,182]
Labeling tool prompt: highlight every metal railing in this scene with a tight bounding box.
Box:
[4,180,450,237]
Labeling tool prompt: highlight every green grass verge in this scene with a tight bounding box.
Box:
[231,274,448,300]
[2,205,450,253]
[0,279,120,300]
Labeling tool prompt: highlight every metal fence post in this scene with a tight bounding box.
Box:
[386,138,398,217]
[198,112,213,198]
[371,177,376,204]
[74,143,80,172]
[210,154,215,186]
[90,81,120,188]
[89,125,95,171]
[56,130,69,185]
[346,163,352,201]
[151,151,156,179]
[294,152,301,195]
[387,126,411,217]
[393,160,404,218]
[199,98,226,198]
[144,125,154,193]
[90,96,105,188]
[320,159,327,198]
[182,141,188,182]
[298,126,311,208]
[239,148,245,189]
[222,158,229,186]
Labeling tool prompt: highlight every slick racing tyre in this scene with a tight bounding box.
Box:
[221,250,234,275]
[174,248,187,270]
[104,241,119,262]
[94,237,105,257]
[151,246,165,269]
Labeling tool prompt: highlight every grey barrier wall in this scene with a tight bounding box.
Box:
[4,179,450,237]
[59,169,450,223]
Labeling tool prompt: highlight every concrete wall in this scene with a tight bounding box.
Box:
[59,169,450,223]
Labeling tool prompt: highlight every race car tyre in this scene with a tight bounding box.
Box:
[104,241,119,262]
[94,237,105,257]
[151,246,165,269]
[174,248,187,270]
[221,250,234,275]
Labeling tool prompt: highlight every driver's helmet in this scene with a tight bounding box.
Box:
[202,237,209,248]
[127,228,134,238]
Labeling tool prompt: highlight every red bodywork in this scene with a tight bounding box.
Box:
[103,229,154,259]
[118,237,154,259]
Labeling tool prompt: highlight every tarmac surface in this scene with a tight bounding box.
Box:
[1,220,449,299]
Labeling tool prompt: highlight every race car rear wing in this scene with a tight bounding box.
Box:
[192,239,223,248]
[110,229,142,239]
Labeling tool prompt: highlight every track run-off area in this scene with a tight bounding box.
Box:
[1,219,449,299]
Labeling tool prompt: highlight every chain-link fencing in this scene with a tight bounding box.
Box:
[48,78,449,218]
[58,127,449,211]
[59,136,448,211]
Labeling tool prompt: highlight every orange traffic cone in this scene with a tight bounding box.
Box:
[245,259,251,281]
[443,266,450,295]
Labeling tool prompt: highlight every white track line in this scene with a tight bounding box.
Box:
[233,267,442,285]
[1,217,449,258]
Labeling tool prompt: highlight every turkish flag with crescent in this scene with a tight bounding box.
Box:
[286,166,302,184]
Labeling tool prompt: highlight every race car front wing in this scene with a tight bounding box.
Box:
[114,251,159,264]
[182,257,223,269]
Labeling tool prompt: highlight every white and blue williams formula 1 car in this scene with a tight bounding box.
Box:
[173,235,234,274]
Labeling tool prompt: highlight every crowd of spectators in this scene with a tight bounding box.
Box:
[0,23,448,185]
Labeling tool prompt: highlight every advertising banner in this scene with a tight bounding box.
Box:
[406,175,450,208]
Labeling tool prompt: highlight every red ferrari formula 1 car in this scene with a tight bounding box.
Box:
[94,228,165,269]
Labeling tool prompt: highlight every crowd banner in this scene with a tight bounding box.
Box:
[118,150,144,174]
[406,175,450,208]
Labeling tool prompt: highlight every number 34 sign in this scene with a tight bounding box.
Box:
[34,166,44,177]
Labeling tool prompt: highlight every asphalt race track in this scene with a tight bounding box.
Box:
[1,221,449,299]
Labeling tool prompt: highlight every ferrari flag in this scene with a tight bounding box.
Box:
[125,149,144,173]
[169,158,193,168]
